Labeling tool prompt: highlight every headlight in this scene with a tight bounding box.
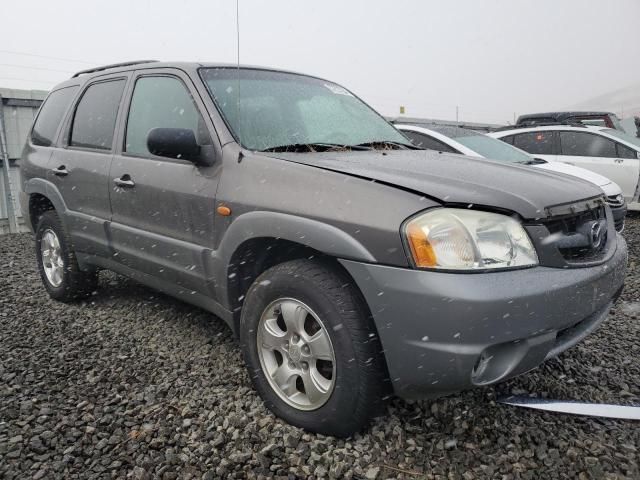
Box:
[403,208,538,270]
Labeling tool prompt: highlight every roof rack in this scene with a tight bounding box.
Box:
[492,121,588,132]
[72,60,158,78]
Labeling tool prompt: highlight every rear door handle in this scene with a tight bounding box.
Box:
[51,165,69,176]
[113,175,135,188]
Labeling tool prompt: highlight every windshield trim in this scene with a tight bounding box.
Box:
[197,66,413,151]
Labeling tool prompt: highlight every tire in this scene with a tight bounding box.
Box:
[35,210,98,302]
[240,258,386,437]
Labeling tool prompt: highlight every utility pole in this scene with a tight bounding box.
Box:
[455,105,459,125]
[0,95,19,234]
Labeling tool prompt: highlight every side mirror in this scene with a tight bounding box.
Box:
[147,128,204,163]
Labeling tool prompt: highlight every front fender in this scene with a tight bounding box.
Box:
[211,210,376,308]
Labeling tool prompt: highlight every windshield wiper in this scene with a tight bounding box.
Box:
[261,143,372,153]
[353,140,420,150]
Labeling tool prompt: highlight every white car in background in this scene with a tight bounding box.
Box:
[488,125,640,211]
[397,124,627,231]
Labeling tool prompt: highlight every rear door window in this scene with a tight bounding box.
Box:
[403,131,458,153]
[70,79,126,150]
[559,131,616,157]
[124,76,210,157]
[512,131,554,155]
[31,86,79,146]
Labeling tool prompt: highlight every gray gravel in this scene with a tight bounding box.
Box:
[1,218,639,480]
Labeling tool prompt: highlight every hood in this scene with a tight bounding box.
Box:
[533,161,615,190]
[264,150,603,219]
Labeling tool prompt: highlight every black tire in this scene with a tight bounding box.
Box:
[240,258,386,437]
[35,210,98,302]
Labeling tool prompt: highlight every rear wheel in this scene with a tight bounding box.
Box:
[35,211,98,301]
[240,259,386,437]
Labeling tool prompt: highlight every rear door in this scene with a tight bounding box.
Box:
[48,74,128,257]
[558,130,639,200]
[108,68,220,295]
[510,131,557,162]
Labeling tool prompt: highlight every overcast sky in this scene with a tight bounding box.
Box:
[2,0,640,124]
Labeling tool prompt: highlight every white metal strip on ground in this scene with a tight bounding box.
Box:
[498,396,640,420]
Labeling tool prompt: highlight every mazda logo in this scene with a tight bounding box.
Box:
[590,222,603,249]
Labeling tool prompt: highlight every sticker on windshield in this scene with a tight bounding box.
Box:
[324,83,354,96]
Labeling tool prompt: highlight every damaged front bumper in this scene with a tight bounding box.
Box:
[340,234,627,399]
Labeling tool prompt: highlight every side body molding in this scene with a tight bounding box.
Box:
[211,210,377,309]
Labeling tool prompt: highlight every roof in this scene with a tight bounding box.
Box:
[490,125,598,136]
[397,123,478,139]
[390,116,502,131]
[53,61,334,91]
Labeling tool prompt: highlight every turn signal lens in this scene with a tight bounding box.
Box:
[406,222,438,267]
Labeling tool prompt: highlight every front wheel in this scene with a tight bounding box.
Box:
[240,259,386,437]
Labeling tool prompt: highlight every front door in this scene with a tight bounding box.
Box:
[108,69,220,295]
[48,75,128,257]
[558,130,640,200]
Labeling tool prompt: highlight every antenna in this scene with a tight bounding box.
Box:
[236,0,242,149]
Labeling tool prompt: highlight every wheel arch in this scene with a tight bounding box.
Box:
[214,211,377,319]
[24,178,68,231]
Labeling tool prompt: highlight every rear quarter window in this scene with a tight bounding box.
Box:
[31,86,79,146]
[616,142,637,159]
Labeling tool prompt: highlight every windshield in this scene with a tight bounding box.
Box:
[200,68,411,151]
[455,134,533,163]
[601,128,640,149]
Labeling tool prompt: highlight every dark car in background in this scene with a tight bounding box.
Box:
[19,61,627,436]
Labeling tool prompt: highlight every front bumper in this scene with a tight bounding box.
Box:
[340,234,627,399]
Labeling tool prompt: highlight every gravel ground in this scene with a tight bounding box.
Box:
[1,218,639,480]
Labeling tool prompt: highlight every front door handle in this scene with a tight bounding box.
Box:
[615,158,624,164]
[113,174,135,188]
[51,165,69,176]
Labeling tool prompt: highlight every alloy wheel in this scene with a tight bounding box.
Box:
[41,228,64,288]
[257,298,336,410]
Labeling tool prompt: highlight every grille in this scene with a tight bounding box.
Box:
[543,204,609,263]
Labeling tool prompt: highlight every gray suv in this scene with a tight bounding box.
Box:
[19,61,627,437]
